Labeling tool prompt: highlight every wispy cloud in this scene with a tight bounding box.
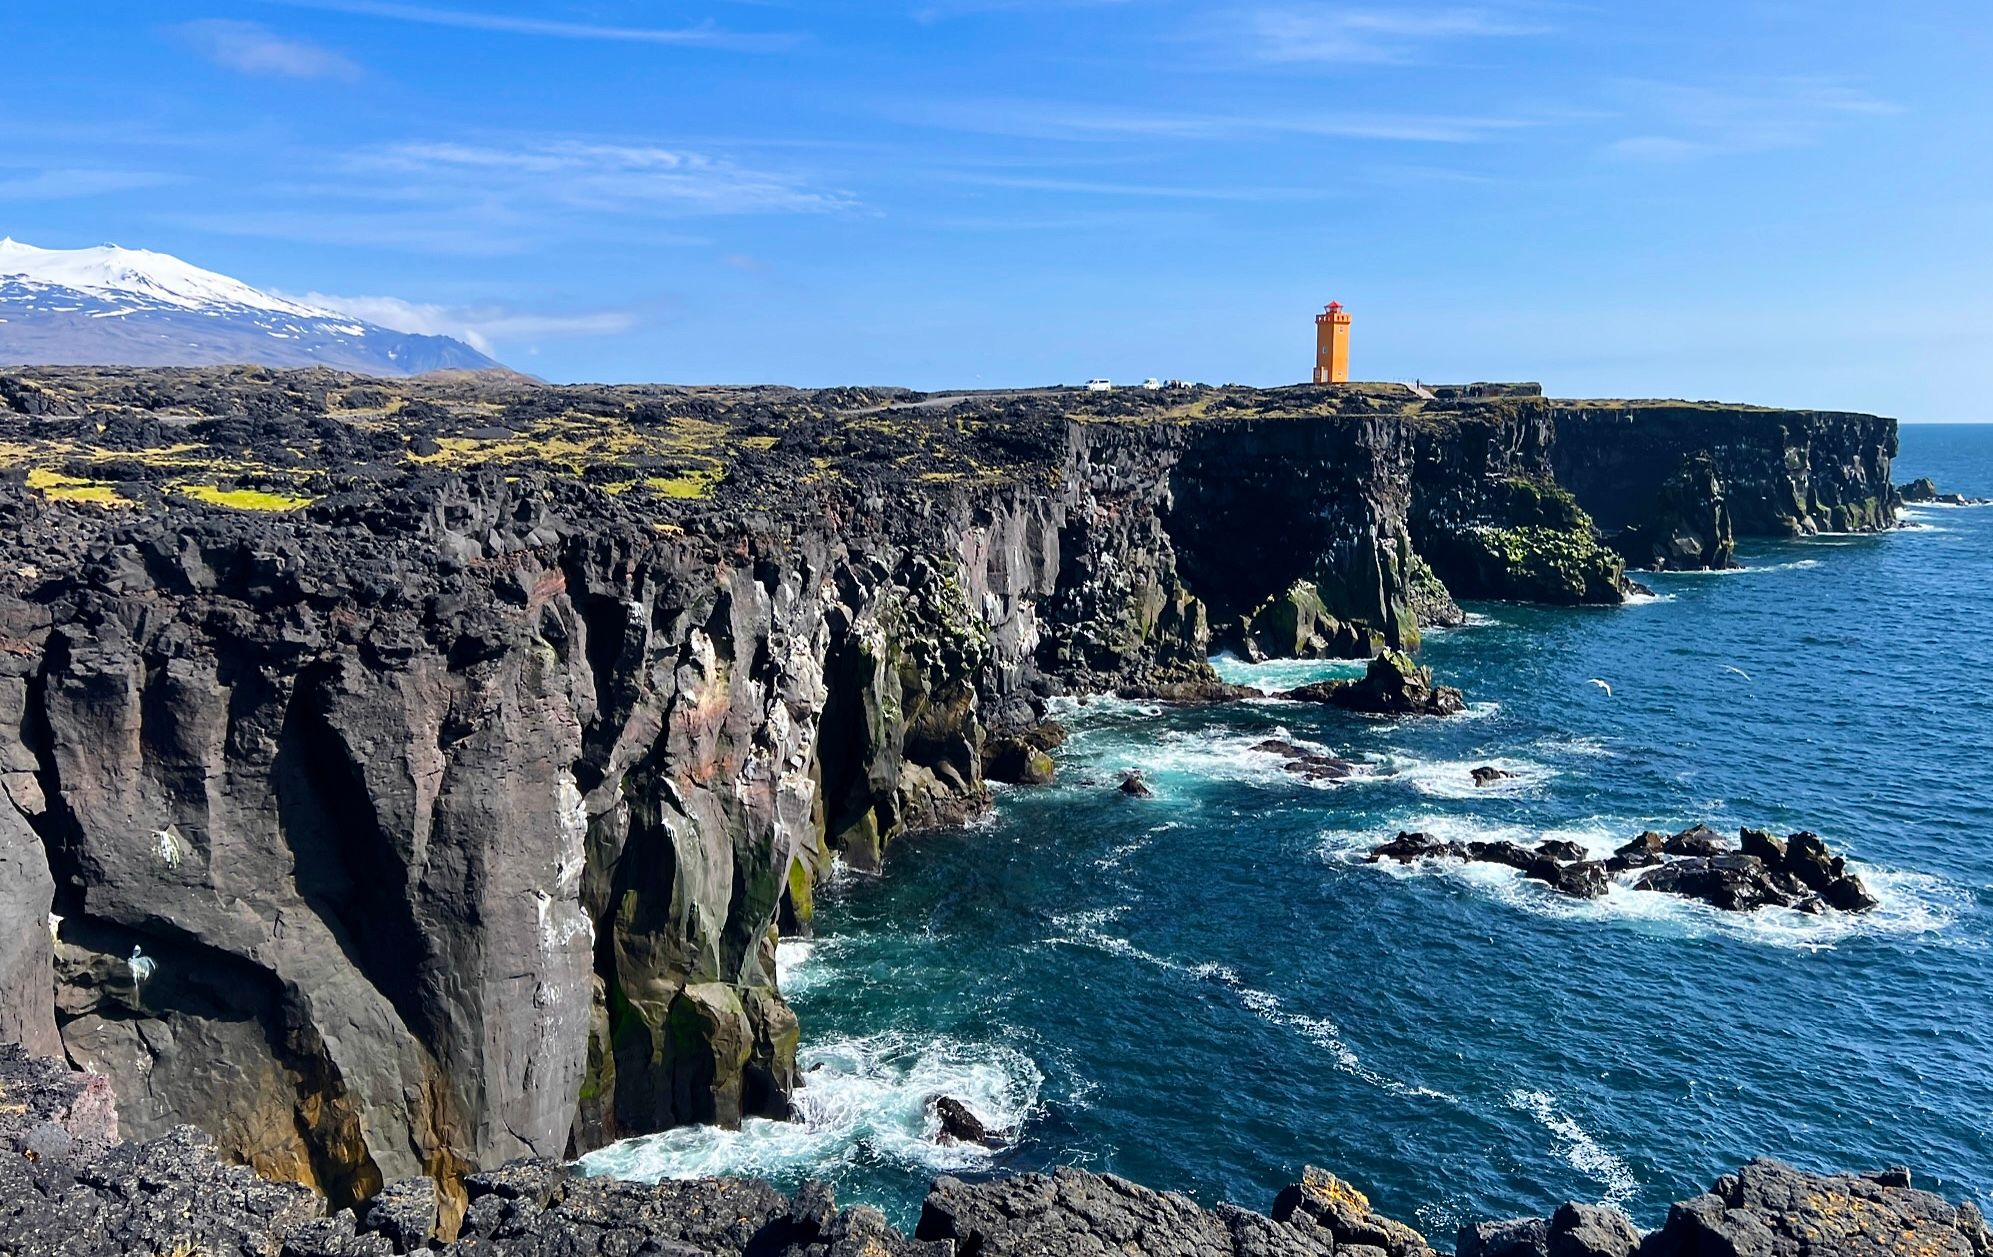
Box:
[173,19,362,79]
[1605,78,1902,161]
[255,0,799,52]
[1224,4,1549,65]
[289,291,637,354]
[907,99,1534,144]
[951,173,1333,201]
[0,168,183,200]
[350,140,856,215]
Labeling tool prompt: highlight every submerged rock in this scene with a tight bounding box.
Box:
[1118,773,1153,797]
[1285,650,1466,717]
[1253,738,1360,782]
[1472,765,1514,787]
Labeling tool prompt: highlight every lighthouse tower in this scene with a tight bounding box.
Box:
[1314,302,1352,384]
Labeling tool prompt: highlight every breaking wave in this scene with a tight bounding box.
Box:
[577,1029,1043,1184]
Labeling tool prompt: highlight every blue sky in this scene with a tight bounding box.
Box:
[2,2,1988,416]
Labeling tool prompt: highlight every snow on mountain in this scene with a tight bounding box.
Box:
[0,238,505,376]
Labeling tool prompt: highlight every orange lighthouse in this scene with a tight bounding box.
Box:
[1313,301,1352,384]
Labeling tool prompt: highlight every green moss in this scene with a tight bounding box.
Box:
[25,467,134,507]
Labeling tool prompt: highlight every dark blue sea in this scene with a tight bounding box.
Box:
[584,424,1993,1236]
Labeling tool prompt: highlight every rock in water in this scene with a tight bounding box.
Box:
[931,1096,994,1146]
[1472,765,1514,787]
[1369,831,1468,864]
[1119,773,1154,797]
[982,736,1056,785]
[1525,857,1610,900]
[1285,650,1466,717]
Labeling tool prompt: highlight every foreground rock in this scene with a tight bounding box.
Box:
[1369,824,1878,914]
[7,1045,1987,1257]
[917,1164,1434,1257]
[1286,650,1466,717]
[1468,1159,1993,1257]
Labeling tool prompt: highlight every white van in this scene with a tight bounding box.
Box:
[1083,378,1113,392]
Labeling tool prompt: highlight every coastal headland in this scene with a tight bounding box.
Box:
[0,367,1914,1251]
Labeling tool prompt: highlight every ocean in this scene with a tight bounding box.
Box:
[581,423,1993,1237]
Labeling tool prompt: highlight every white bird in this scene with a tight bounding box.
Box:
[1587,679,1613,697]
[1722,666,1753,681]
[46,912,62,941]
[127,945,156,986]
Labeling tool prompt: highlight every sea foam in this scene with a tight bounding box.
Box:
[577,1028,1043,1184]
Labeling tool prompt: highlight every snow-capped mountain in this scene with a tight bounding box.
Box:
[0,238,504,376]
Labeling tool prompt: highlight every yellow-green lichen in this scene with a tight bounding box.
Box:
[178,484,315,512]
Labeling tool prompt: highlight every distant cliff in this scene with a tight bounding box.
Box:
[0,369,1898,1207]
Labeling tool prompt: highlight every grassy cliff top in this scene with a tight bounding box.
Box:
[0,365,1886,519]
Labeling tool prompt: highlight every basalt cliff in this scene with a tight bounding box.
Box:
[0,368,1898,1218]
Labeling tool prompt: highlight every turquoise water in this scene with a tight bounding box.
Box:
[584,425,1993,1236]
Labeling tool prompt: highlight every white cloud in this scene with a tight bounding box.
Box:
[908,99,1534,145]
[351,140,855,215]
[288,291,638,355]
[1605,79,1903,162]
[0,169,181,200]
[254,0,797,52]
[1229,4,1548,65]
[174,19,361,79]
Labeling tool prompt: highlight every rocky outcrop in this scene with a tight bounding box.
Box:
[1369,824,1877,915]
[1287,650,1466,717]
[1900,478,1990,507]
[1606,452,1734,571]
[0,368,1903,1206]
[1469,1159,1992,1257]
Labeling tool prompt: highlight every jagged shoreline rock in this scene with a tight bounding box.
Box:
[0,367,1902,1203]
[1367,824,1879,915]
[4,1046,1985,1257]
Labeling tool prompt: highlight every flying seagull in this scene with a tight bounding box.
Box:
[127,945,156,986]
[1587,679,1613,697]
[1722,666,1753,681]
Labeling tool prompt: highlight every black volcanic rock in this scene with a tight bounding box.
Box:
[1286,650,1466,716]
[0,366,1904,1208]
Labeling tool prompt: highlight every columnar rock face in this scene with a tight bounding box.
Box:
[0,368,1901,1203]
[1549,403,1899,548]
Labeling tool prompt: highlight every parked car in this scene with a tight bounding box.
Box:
[1083,378,1114,392]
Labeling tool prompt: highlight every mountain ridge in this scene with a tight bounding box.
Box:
[0,238,506,376]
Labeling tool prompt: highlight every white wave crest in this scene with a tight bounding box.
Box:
[576,1029,1043,1184]
[1506,1088,1639,1207]
[1208,653,1370,694]
[1044,909,1453,1102]
[1367,753,1549,799]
